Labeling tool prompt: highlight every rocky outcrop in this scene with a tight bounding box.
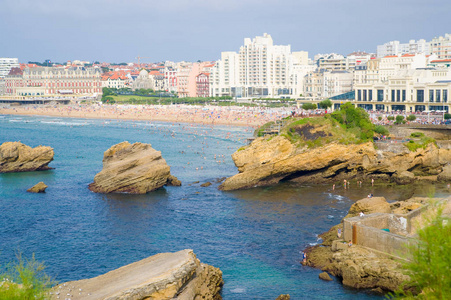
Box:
[304,196,424,293]
[319,272,332,281]
[0,142,54,173]
[275,295,290,300]
[89,142,181,194]
[51,249,223,300]
[27,182,48,193]
[220,135,451,190]
[437,164,451,181]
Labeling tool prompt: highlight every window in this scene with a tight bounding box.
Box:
[429,90,434,102]
[377,89,384,101]
[369,90,373,101]
[391,90,395,102]
[363,90,367,101]
[402,90,406,102]
[397,90,401,102]
[444,90,448,103]
[357,90,361,101]
[436,90,441,103]
[417,90,424,102]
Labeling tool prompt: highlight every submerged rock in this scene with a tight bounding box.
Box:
[89,141,181,194]
[275,295,290,300]
[0,142,54,173]
[51,249,223,300]
[200,182,212,187]
[27,182,48,193]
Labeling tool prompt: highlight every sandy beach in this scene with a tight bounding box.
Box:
[0,103,293,127]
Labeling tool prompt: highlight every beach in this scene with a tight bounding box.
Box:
[0,103,293,127]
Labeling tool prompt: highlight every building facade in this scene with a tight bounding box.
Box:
[353,68,451,112]
[4,66,102,96]
[0,58,20,78]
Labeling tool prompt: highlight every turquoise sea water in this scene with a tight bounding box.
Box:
[1,114,448,299]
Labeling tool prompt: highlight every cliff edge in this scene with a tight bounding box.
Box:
[220,116,451,191]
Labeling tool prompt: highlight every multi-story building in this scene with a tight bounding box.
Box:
[376,39,430,58]
[430,34,451,60]
[211,33,309,98]
[196,73,210,97]
[353,68,451,112]
[304,70,354,99]
[4,66,102,96]
[0,58,20,78]
[101,72,130,89]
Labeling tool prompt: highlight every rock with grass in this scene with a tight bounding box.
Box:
[219,113,451,190]
[27,182,48,193]
[0,142,54,173]
[89,141,181,194]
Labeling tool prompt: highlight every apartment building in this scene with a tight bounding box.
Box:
[376,39,430,58]
[4,66,102,96]
[0,58,20,78]
[304,69,353,99]
[196,73,210,97]
[430,34,451,59]
[211,33,309,98]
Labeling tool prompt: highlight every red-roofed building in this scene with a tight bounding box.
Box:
[196,73,210,97]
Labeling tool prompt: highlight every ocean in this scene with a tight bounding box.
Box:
[0,114,446,299]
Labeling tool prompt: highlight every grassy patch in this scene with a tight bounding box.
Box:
[0,253,54,300]
[281,115,361,148]
[405,136,436,152]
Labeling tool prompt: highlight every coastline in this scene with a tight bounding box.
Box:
[0,104,292,127]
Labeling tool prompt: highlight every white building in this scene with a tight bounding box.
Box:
[211,33,310,98]
[353,68,451,112]
[376,39,430,58]
[304,70,353,99]
[0,58,20,78]
[430,34,451,60]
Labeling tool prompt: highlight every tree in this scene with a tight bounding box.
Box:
[395,212,451,299]
[387,116,395,121]
[302,103,317,110]
[318,99,333,109]
[406,115,416,121]
[395,115,405,124]
[331,102,374,141]
[444,113,451,120]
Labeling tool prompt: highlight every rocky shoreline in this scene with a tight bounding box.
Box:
[303,196,450,294]
[220,119,451,191]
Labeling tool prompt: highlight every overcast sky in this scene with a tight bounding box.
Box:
[1,0,450,64]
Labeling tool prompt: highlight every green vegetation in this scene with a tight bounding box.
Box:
[410,132,425,138]
[255,121,275,137]
[281,114,366,148]
[395,115,405,124]
[405,136,436,152]
[444,113,451,120]
[394,210,451,299]
[406,115,416,121]
[374,125,389,136]
[388,116,395,121]
[318,99,333,109]
[0,254,54,300]
[330,102,374,141]
[301,103,317,110]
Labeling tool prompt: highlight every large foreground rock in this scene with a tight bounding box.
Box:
[51,249,223,300]
[220,135,451,190]
[0,142,54,173]
[89,142,181,194]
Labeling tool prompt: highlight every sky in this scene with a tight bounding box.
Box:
[1,0,450,64]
